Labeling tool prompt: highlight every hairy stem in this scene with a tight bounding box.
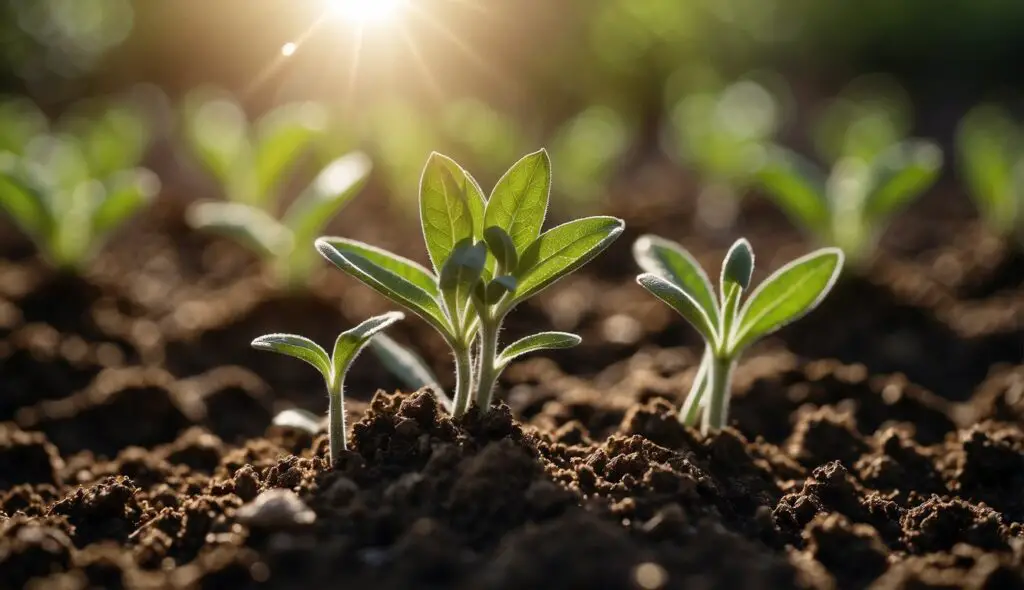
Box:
[327,381,345,464]
[451,346,474,418]
[701,356,735,434]
[474,319,500,411]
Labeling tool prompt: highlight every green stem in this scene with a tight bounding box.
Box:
[701,356,735,434]
[474,319,500,411]
[451,346,474,418]
[327,381,345,464]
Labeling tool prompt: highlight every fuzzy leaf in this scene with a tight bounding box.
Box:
[284,152,371,246]
[679,347,711,426]
[720,238,755,295]
[420,153,476,273]
[92,168,160,236]
[483,226,518,273]
[484,149,551,254]
[316,238,455,340]
[731,248,844,352]
[186,201,291,258]
[637,273,718,345]
[332,311,404,387]
[254,102,327,203]
[439,240,487,327]
[513,216,624,304]
[251,333,331,381]
[632,235,719,325]
[318,237,439,298]
[754,145,830,234]
[864,139,942,221]
[497,331,581,368]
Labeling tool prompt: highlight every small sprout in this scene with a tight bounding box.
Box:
[956,104,1023,242]
[634,236,843,433]
[317,149,623,417]
[754,139,942,267]
[251,311,404,465]
[187,151,372,288]
[0,97,158,269]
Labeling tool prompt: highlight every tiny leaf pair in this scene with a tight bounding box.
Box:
[317,149,623,417]
[252,311,404,464]
[635,236,844,433]
[754,139,941,266]
[187,151,371,288]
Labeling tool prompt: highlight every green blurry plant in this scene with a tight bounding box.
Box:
[668,78,783,229]
[187,151,371,288]
[183,89,328,209]
[813,75,912,164]
[0,96,158,269]
[317,149,624,417]
[957,104,1024,242]
[754,138,941,267]
[634,236,843,433]
[252,311,403,464]
[549,106,631,213]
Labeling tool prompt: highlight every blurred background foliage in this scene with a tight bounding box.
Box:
[1,0,1024,210]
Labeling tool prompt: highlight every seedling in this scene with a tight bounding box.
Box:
[183,89,328,209]
[317,149,624,417]
[956,105,1023,242]
[251,311,404,464]
[187,151,371,288]
[0,97,158,269]
[634,236,843,433]
[754,139,941,267]
[812,74,912,165]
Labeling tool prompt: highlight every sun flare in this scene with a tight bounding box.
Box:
[327,0,406,25]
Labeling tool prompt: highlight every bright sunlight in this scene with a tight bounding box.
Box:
[327,0,407,25]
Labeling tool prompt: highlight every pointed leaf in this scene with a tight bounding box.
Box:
[0,156,53,241]
[318,237,439,297]
[497,331,581,368]
[512,216,624,304]
[484,149,551,254]
[720,238,755,295]
[439,240,487,327]
[754,145,830,233]
[316,238,455,340]
[283,151,371,246]
[187,201,291,258]
[637,273,718,345]
[254,102,327,202]
[369,333,445,394]
[864,139,942,220]
[332,311,404,385]
[184,93,250,190]
[251,333,331,380]
[420,153,476,273]
[92,168,160,236]
[483,226,518,273]
[632,235,719,325]
[731,248,844,352]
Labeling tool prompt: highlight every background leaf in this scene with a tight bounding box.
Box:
[957,105,1020,233]
[251,333,331,380]
[254,102,327,205]
[513,216,623,303]
[184,91,251,195]
[92,168,160,237]
[484,149,551,254]
[864,139,942,220]
[754,145,830,234]
[284,151,371,247]
[633,235,719,324]
[0,156,53,241]
[187,201,291,258]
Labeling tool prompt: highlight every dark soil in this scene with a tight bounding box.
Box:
[1,180,1023,589]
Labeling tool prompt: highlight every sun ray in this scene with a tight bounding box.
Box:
[397,24,443,101]
[242,14,328,98]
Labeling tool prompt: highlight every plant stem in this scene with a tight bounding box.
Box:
[702,355,735,434]
[327,382,345,464]
[474,319,500,411]
[451,345,474,418]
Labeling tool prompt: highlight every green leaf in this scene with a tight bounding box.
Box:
[71,105,150,179]
[316,238,455,340]
[484,226,518,273]
[254,102,327,203]
[184,93,250,191]
[331,311,404,387]
[864,139,942,221]
[420,153,477,273]
[369,333,445,392]
[474,274,517,305]
[0,97,47,155]
[731,248,844,352]
[497,331,581,368]
[679,347,711,426]
[632,235,719,325]
[317,237,439,298]
[484,149,551,254]
[0,156,53,241]
[283,151,371,246]
[720,238,755,294]
[754,145,830,234]
[186,201,291,258]
[637,273,718,345]
[251,333,331,381]
[513,216,624,304]
[957,106,1019,233]
[438,240,487,328]
[92,168,160,236]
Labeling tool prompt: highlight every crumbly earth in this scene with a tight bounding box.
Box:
[0,192,1023,589]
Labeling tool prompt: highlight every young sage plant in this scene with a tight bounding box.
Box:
[316,149,624,417]
[251,311,404,464]
[957,104,1023,242]
[634,236,843,434]
[187,151,371,288]
[754,139,941,267]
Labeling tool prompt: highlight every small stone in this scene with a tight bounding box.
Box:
[236,489,315,529]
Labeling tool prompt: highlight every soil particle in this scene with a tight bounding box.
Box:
[0,426,64,489]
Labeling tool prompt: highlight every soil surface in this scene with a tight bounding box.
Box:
[1,177,1023,589]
